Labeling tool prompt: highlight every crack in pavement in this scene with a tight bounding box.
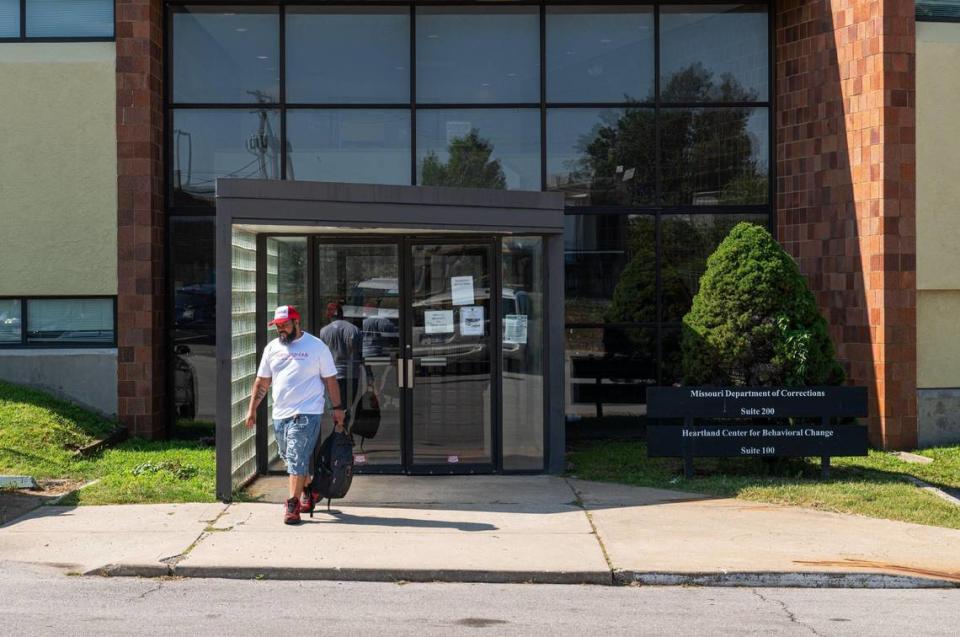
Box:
[563,478,615,577]
[136,580,163,600]
[159,503,232,569]
[752,589,824,637]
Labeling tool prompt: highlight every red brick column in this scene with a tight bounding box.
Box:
[776,0,917,448]
[116,0,166,438]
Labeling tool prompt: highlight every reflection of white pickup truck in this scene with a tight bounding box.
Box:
[345,279,532,365]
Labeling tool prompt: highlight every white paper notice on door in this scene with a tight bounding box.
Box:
[450,276,475,306]
[424,310,455,334]
[460,306,484,336]
[503,314,528,344]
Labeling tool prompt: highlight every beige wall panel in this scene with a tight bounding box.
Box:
[0,43,117,296]
[917,23,960,291]
[918,290,960,388]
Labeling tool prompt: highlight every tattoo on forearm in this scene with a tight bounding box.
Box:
[249,383,268,413]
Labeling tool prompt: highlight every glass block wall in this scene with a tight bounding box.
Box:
[230,227,258,488]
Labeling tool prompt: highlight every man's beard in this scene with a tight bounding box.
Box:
[279,326,298,344]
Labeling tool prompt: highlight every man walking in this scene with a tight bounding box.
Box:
[246,305,345,525]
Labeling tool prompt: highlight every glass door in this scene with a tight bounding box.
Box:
[406,241,496,471]
[315,241,403,471]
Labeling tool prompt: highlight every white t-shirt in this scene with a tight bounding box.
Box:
[256,332,338,420]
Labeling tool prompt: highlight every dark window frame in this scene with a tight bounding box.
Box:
[0,0,116,42]
[0,296,118,349]
[163,0,775,419]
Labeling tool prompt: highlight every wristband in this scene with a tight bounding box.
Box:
[332,405,344,411]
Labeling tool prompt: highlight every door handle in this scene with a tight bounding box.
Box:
[397,357,404,389]
[407,358,414,389]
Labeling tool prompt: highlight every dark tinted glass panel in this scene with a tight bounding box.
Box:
[26,0,113,37]
[26,299,113,344]
[171,109,280,206]
[546,6,654,103]
[565,326,656,418]
[547,108,655,206]
[417,109,540,191]
[660,4,768,102]
[0,0,19,37]
[660,107,768,206]
[564,214,655,324]
[0,299,21,343]
[286,8,409,104]
[918,1,960,19]
[286,110,411,186]
[171,218,216,423]
[660,326,683,386]
[172,7,279,103]
[660,213,767,322]
[416,7,539,104]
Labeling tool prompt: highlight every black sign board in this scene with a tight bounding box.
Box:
[647,424,868,458]
[647,386,867,419]
[646,386,869,478]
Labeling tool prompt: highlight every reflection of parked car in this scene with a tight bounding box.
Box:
[175,283,216,330]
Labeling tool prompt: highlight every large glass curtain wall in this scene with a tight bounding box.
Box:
[167,2,772,426]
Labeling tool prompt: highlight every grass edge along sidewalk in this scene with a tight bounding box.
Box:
[0,380,217,505]
[568,440,960,531]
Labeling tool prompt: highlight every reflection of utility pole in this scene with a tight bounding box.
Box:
[173,129,192,189]
[246,90,280,179]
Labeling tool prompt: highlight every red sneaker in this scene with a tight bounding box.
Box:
[284,497,301,525]
[299,489,317,515]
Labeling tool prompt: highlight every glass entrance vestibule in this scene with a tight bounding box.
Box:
[214,179,565,499]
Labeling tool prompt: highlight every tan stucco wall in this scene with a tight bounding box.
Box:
[918,291,960,388]
[916,23,960,391]
[917,23,960,291]
[0,43,117,296]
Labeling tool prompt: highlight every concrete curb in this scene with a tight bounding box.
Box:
[82,563,960,588]
[171,566,613,585]
[614,570,960,589]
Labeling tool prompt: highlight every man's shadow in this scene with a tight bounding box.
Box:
[304,510,496,532]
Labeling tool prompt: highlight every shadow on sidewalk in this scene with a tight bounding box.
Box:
[304,511,496,532]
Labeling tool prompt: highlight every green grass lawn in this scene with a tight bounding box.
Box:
[0,381,216,505]
[568,440,960,530]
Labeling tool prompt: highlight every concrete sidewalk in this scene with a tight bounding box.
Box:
[1,476,959,587]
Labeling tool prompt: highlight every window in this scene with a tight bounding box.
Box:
[546,6,655,103]
[0,298,115,347]
[171,108,281,206]
[2,0,114,39]
[171,7,279,104]
[286,110,411,186]
[416,109,540,191]
[918,1,960,20]
[0,299,21,343]
[0,0,18,38]
[286,8,409,104]
[416,6,539,104]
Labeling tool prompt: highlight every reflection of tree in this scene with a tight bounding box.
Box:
[420,130,507,189]
[568,63,766,206]
[601,215,762,380]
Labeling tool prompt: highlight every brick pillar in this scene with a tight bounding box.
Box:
[116,0,166,438]
[776,0,917,449]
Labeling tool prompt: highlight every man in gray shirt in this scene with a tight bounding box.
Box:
[319,302,363,409]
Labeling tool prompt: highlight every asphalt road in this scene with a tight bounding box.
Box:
[2,562,958,636]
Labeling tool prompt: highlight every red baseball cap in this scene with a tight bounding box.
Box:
[268,305,301,326]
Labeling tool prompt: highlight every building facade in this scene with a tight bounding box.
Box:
[1,1,959,459]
